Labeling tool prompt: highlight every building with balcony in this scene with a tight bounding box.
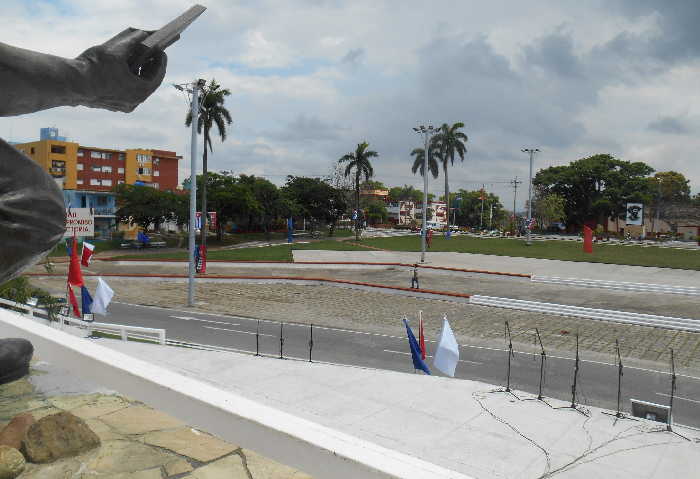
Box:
[15,128,181,238]
[387,201,416,225]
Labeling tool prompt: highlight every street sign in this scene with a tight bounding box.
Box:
[625,203,644,225]
[64,208,94,237]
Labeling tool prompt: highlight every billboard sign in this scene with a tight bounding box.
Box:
[625,203,644,225]
[64,208,94,237]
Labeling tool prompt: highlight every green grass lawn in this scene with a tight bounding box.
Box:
[358,235,700,270]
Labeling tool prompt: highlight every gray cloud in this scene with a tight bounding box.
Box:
[341,48,365,65]
[266,114,345,142]
[648,117,691,135]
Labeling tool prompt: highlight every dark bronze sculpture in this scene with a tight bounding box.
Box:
[0,28,168,285]
[0,21,184,384]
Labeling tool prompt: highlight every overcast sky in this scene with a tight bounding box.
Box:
[2,0,699,207]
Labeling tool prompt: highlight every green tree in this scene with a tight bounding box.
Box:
[115,184,175,231]
[534,193,567,229]
[388,184,423,204]
[360,180,386,190]
[185,79,233,249]
[534,154,655,229]
[452,189,505,228]
[432,122,468,233]
[282,176,348,234]
[338,142,379,240]
[410,147,439,179]
[362,198,388,225]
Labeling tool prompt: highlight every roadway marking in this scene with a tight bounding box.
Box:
[203,325,275,337]
[656,392,700,405]
[169,315,240,327]
[383,349,482,365]
[117,302,700,381]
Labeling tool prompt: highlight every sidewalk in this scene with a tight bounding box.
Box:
[101,339,699,479]
[292,250,700,287]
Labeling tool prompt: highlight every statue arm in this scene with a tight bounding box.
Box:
[0,28,166,117]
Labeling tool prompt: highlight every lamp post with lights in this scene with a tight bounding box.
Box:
[413,125,438,263]
[521,148,540,246]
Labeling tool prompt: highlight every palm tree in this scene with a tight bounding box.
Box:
[185,79,233,254]
[432,122,468,231]
[338,142,378,240]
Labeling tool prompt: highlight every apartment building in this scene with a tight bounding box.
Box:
[15,128,181,237]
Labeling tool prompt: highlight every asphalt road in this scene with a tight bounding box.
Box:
[100,300,700,429]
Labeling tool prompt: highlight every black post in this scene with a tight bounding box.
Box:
[279,322,284,359]
[615,339,624,418]
[505,322,514,392]
[668,348,676,431]
[571,333,580,408]
[255,320,260,356]
[535,328,546,400]
[308,323,314,362]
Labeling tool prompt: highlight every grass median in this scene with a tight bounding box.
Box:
[359,235,700,270]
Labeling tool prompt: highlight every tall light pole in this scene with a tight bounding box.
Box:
[522,148,540,246]
[174,79,205,307]
[413,125,437,263]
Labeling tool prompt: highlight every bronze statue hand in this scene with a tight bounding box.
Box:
[74,28,168,113]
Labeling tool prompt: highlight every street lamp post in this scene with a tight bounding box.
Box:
[174,79,205,307]
[522,148,540,246]
[413,125,437,263]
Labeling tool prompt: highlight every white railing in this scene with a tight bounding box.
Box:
[532,275,700,296]
[469,295,700,333]
[0,297,166,345]
[0,307,471,479]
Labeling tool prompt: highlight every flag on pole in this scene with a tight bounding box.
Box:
[418,312,426,360]
[67,285,81,318]
[91,277,114,315]
[81,242,95,267]
[583,225,593,254]
[402,318,430,375]
[81,286,93,315]
[67,236,84,287]
[433,316,460,377]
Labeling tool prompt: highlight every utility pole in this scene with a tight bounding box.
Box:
[510,177,522,233]
[489,203,494,230]
[479,184,485,230]
[413,125,438,263]
[522,148,540,246]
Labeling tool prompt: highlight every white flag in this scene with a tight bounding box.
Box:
[433,316,459,377]
[91,277,114,315]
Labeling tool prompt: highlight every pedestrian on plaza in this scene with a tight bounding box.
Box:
[411,264,420,289]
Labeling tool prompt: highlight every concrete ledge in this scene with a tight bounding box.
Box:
[0,308,471,479]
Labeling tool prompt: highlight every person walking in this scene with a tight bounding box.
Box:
[426,228,433,248]
[411,264,420,289]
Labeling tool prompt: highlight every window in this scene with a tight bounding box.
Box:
[138,167,151,175]
[90,151,111,159]
[90,179,100,186]
[51,160,65,168]
[91,151,100,159]
[50,145,66,154]
[102,179,112,187]
[77,163,84,171]
[92,166,102,172]
[78,149,84,157]
[102,166,112,173]
[117,167,125,174]
[77,179,84,185]
[153,158,160,165]
[154,170,159,177]
[118,153,125,161]
[118,180,125,185]
[136,153,151,163]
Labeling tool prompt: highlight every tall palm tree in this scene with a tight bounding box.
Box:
[432,122,468,231]
[185,79,233,254]
[338,142,378,240]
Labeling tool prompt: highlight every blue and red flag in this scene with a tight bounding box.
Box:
[403,318,430,375]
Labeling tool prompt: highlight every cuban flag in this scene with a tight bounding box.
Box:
[81,242,95,267]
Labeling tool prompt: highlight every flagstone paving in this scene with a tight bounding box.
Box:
[0,364,313,478]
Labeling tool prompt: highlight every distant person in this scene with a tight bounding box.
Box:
[411,264,420,289]
[426,228,433,248]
